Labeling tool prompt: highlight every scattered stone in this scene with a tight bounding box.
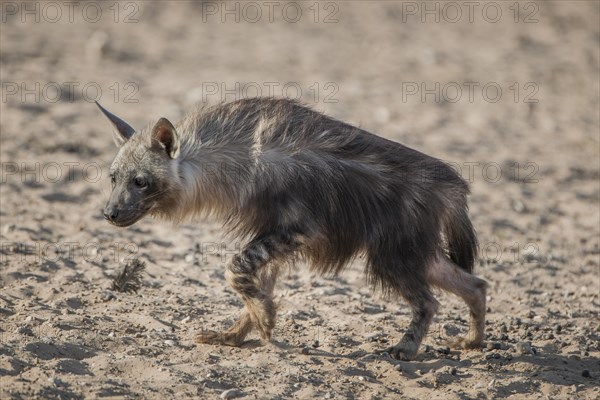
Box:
[3,223,15,234]
[487,342,501,351]
[511,199,526,213]
[581,370,590,378]
[516,342,534,355]
[15,326,34,336]
[485,353,502,360]
[48,377,63,387]
[164,340,176,346]
[450,367,457,376]
[301,346,310,355]
[85,30,109,64]
[220,388,243,399]
[311,340,320,348]
[102,291,116,302]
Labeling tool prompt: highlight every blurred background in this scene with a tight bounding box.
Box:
[1,1,599,399]
[2,0,598,267]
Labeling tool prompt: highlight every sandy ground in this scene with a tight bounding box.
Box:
[1,1,599,399]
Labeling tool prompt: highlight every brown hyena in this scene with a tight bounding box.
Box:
[97,98,487,360]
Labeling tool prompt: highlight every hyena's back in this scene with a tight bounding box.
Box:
[186,98,477,297]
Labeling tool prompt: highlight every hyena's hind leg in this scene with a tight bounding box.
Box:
[196,231,299,346]
[426,256,487,349]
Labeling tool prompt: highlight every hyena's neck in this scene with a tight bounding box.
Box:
[170,125,255,223]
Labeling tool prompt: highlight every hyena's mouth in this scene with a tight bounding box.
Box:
[109,216,143,227]
[107,208,151,227]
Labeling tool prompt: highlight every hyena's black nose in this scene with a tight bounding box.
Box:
[103,208,119,222]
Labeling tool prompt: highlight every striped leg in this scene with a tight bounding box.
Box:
[196,231,299,346]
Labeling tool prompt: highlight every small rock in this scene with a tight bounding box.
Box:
[516,342,534,355]
[16,326,34,336]
[102,292,115,302]
[185,253,195,263]
[487,342,501,351]
[181,316,191,324]
[85,30,109,64]
[511,199,526,213]
[164,340,176,346]
[394,364,402,372]
[48,377,63,387]
[220,388,243,399]
[582,370,591,378]
[40,336,54,344]
[311,340,320,348]
[301,347,310,355]
[3,223,15,234]
[450,367,457,376]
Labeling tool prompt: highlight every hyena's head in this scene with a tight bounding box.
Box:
[96,102,180,227]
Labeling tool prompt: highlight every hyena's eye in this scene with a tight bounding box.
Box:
[134,177,147,188]
[110,174,116,186]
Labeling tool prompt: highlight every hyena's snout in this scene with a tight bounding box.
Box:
[103,204,120,223]
[103,202,141,227]
[103,194,146,227]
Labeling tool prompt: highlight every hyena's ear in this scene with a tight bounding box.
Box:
[150,118,180,159]
[95,101,135,147]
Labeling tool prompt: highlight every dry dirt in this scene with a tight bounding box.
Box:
[1,1,599,399]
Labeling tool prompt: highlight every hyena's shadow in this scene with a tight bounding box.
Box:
[266,339,476,378]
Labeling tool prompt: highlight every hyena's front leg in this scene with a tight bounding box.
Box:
[196,232,299,346]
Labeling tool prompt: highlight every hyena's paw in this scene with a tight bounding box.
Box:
[450,336,483,350]
[381,343,419,361]
[247,299,276,341]
[195,330,245,347]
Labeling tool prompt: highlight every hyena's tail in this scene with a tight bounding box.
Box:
[444,202,478,274]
